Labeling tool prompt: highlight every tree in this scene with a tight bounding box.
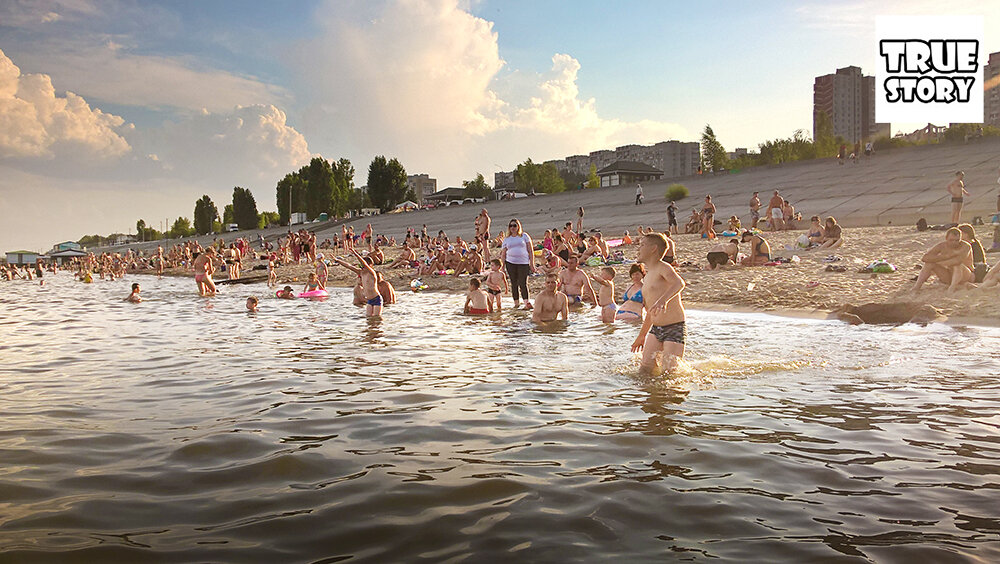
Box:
[346,188,372,215]
[276,172,305,225]
[258,211,280,229]
[231,187,259,230]
[586,164,600,189]
[223,204,234,225]
[813,110,837,157]
[514,159,564,194]
[330,158,354,218]
[701,124,729,173]
[193,195,218,235]
[169,217,194,239]
[367,155,408,212]
[462,173,492,199]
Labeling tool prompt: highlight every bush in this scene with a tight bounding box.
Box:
[665,183,689,201]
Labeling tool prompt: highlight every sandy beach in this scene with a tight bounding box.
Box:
[161,223,999,324]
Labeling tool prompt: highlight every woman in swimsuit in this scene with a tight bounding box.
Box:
[616,263,646,323]
[193,248,217,296]
[818,216,843,249]
[807,216,824,246]
[552,233,570,262]
[740,231,771,266]
[701,195,716,238]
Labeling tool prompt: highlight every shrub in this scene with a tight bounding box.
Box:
[665,183,689,201]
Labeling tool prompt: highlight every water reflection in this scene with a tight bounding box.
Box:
[1,273,1000,561]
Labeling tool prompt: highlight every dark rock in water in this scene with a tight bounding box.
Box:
[836,302,947,325]
[216,275,268,285]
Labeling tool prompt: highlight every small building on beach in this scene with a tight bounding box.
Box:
[48,248,89,265]
[423,187,467,205]
[596,161,664,188]
[5,250,40,265]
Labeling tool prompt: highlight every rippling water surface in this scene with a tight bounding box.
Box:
[2,273,1000,562]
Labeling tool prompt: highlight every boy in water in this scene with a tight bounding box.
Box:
[267,253,277,287]
[464,278,493,315]
[246,296,259,312]
[277,285,295,299]
[589,266,617,323]
[631,233,687,374]
[334,248,383,316]
[483,259,508,311]
[124,283,142,303]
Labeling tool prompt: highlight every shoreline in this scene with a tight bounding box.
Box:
[142,223,1000,328]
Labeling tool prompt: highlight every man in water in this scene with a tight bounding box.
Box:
[532,273,569,323]
[558,255,596,306]
[946,171,969,225]
[631,233,687,374]
[334,249,383,316]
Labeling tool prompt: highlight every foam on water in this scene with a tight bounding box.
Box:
[2,272,1000,561]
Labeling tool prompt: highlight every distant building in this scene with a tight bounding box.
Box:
[493,171,515,191]
[596,161,663,188]
[423,187,467,205]
[985,51,1000,128]
[727,148,748,161]
[50,241,82,253]
[406,174,437,203]
[814,66,889,143]
[5,250,39,265]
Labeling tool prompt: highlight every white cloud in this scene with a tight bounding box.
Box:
[15,41,289,113]
[0,48,130,160]
[297,0,687,186]
[141,104,313,182]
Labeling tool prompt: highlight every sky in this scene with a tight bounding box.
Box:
[1,0,998,252]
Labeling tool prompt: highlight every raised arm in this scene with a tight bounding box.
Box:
[332,257,361,275]
[351,248,376,278]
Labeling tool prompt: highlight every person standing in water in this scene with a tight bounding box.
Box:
[500,218,535,309]
[631,233,687,374]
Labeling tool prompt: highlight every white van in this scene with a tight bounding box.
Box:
[226,224,239,232]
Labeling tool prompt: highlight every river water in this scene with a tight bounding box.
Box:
[2,273,1000,562]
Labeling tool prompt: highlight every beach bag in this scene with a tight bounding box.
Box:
[796,234,811,248]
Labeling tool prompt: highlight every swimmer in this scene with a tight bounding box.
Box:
[277,285,296,299]
[532,273,569,324]
[589,266,618,323]
[464,278,493,315]
[246,296,259,312]
[631,233,687,374]
[124,283,142,303]
[483,259,509,311]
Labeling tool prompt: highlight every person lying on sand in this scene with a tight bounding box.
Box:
[706,239,739,270]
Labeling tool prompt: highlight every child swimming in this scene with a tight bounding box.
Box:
[303,272,324,293]
[464,278,492,315]
[277,285,295,299]
[246,296,259,312]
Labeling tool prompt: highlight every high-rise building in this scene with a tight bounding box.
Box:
[985,51,1000,128]
[814,66,889,143]
[406,174,437,203]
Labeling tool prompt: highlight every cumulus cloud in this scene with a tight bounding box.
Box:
[13,41,289,113]
[0,48,130,160]
[298,0,687,186]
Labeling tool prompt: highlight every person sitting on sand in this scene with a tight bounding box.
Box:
[559,255,597,306]
[912,227,973,292]
[806,216,825,247]
[727,216,741,232]
[578,236,603,262]
[616,264,645,323]
[541,253,566,276]
[818,216,844,249]
[594,232,610,258]
[740,231,770,266]
[589,266,618,323]
[391,245,416,269]
[979,255,1000,289]
[685,209,702,234]
[957,223,988,283]
[277,285,295,299]
[631,233,687,374]
[454,246,484,276]
[782,200,797,230]
[464,278,493,315]
[706,239,740,270]
[246,296,259,312]
[532,273,569,324]
[370,243,385,266]
[124,283,142,303]
[483,259,509,311]
[552,233,570,262]
[622,230,633,245]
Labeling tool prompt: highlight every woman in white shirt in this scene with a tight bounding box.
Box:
[500,218,535,309]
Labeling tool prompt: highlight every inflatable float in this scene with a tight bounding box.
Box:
[297,289,329,298]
